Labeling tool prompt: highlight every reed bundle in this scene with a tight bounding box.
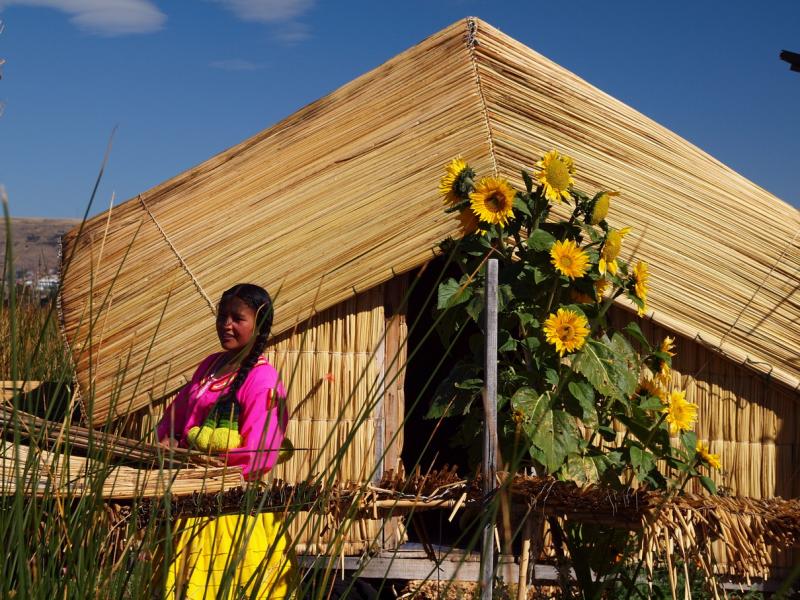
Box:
[0,442,242,499]
[59,18,798,427]
[0,401,220,468]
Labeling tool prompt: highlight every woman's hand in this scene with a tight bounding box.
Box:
[159,437,179,449]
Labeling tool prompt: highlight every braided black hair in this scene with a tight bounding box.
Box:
[217,283,274,414]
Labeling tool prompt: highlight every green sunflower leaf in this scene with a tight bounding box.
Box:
[699,476,717,494]
[623,322,651,350]
[513,196,532,217]
[638,395,665,411]
[568,381,598,427]
[437,278,473,309]
[528,409,579,474]
[521,170,534,193]
[528,228,556,252]
[573,339,637,401]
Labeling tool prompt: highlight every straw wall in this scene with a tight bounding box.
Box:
[608,306,799,576]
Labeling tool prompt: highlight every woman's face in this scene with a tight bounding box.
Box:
[216,296,257,354]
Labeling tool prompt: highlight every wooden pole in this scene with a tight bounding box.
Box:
[481,258,499,600]
[517,518,533,600]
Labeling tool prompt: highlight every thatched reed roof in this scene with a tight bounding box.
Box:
[60,17,800,423]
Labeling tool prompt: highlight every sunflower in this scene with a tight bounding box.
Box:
[543,308,590,356]
[632,261,649,315]
[439,157,473,205]
[535,150,576,204]
[589,191,618,225]
[637,377,666,402]
[594,277,610,301]
[550,239,590,280]
[662,389,698,435]
[696,441,721,470]
[656,336,675,385]
[598,227,631,275]
[469,176,516,226]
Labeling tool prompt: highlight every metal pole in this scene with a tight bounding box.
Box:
[481,258,499,600]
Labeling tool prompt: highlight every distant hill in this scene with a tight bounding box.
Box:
[0,218,80,276]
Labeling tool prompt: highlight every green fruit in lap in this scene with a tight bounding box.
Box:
[195,425,215,450]
[209,425,241,452]
[188,414,217,450]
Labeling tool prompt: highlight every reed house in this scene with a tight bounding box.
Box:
[59,18,800,573]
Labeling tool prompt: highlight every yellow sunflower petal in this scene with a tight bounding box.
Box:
[696,441,722,470]
[660,336,676,357]
[594,278,610,301]
[633,261,649,301]
[589,191,618,225]
[601,227,631,266]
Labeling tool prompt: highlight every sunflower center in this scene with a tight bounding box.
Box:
[545,160,570,189]
[560,255,573,267]
[486,192,504,211]
[560,324,574,340]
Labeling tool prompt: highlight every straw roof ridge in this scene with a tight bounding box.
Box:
[59,17,799,422]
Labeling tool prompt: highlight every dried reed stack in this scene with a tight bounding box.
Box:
[0,442,242,498]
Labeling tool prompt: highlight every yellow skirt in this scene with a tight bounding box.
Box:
[165,513,293,599]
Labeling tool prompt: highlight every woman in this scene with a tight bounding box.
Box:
[157,283,293,599]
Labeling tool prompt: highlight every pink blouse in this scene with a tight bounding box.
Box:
[156,353,287,479]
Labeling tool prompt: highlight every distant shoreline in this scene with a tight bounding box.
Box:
[0,218,82,275]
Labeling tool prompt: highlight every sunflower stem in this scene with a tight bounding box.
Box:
[623,412,668,487]
[543,278,559,318]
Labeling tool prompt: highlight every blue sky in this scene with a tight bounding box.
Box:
[0,0,798,218]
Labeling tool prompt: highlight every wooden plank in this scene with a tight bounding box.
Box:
[297,547,523,582]
[1,380,42,401]
[382,274,408,476]
[380,275,409,551]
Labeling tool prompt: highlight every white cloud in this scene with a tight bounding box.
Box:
[209,58,265,71]
[0,0,165,35]
[213,0,313,24]
[272,20,309,44]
